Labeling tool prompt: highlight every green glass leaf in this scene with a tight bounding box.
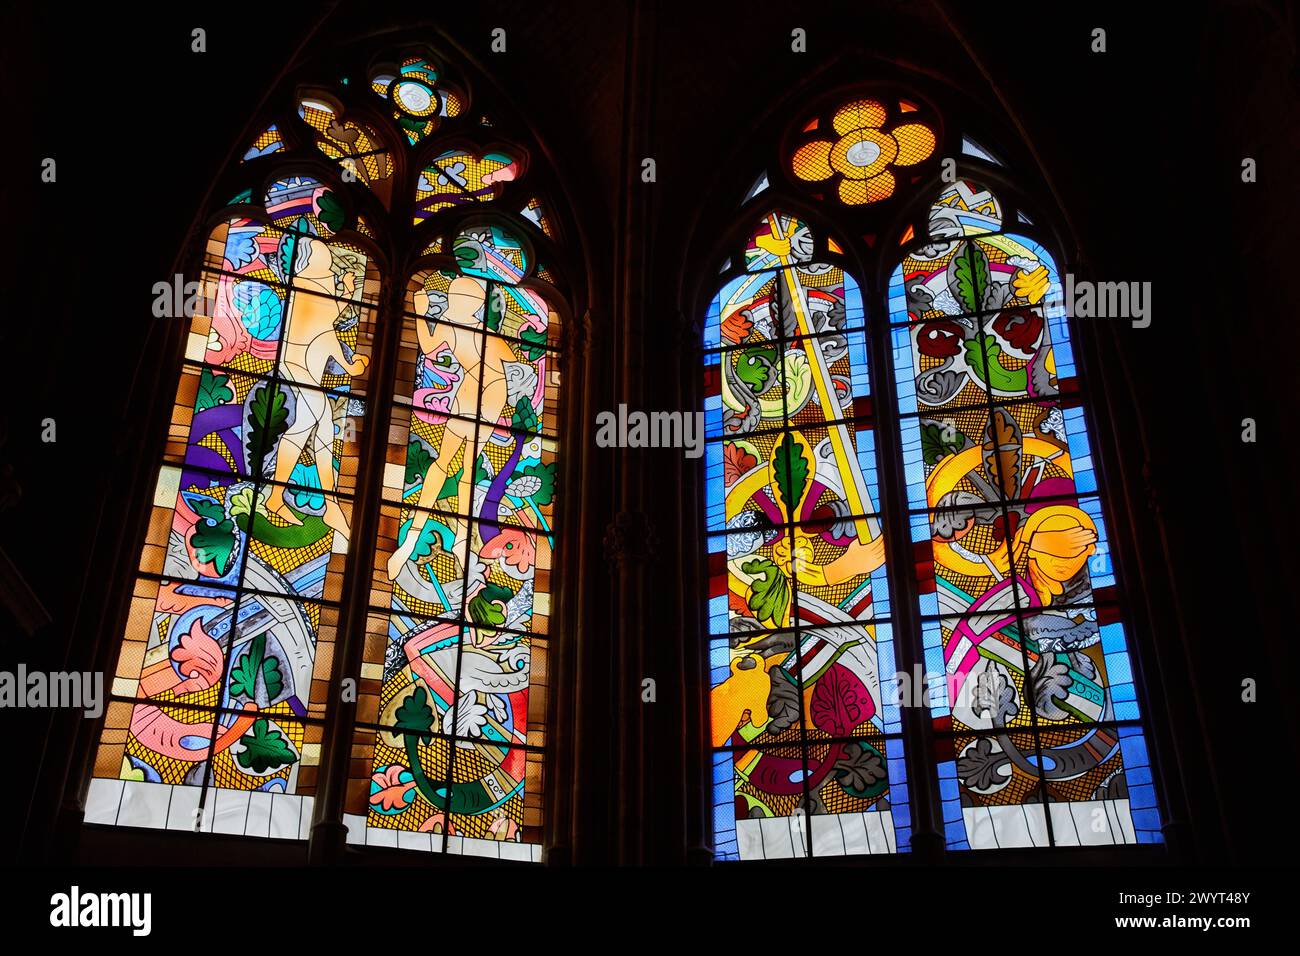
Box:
[228,633,264,700]
[316,189,345,233]
[772,432,810,518]
[235,718,298,774]
[260,655,284,701]
[741,557,791,627]
[963,335,1027,392]
[189,495,225,523]
[468,582,512,627]
[404,439,433,487]
[519,326,548,360]
[394,687,435,737]
[228,632,283,702]
[519,461,555,505]
[511,394,538,434]
[952,241,991,314]
[736,345,778,392]
[196,368,234,412]
[248,381,290,472]
[920,422,965,466]
[190,512,236,576]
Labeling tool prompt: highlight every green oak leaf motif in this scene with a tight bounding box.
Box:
[404,439,433,487]
[742,557,791,628]
[248,381,290,474]
[189,495,225,523]
[469,582,513,627]
[315,189,345,233]
[196,368,234,412]
[736,345,779,392]
[772,432,810,518]
[920,422,966,466]
[189,496,237,576]
[519,326,548,361]
[394,687,435,738]
[952,240,992,314]
[227,487,256,519]
[511,394,538,434]
[519,461,556,505]
[228,633,284,703]
[235,719,298,774]
[963,335,1028,393]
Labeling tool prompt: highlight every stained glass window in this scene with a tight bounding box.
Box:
[705,94,1162,858]
[707,213,903,859]
[348,223,558,859]
[891,179,1159,849]
[86,48,565,862]
[86,179,377,836]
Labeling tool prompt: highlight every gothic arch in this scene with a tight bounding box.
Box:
[681,54,1183,861]
[57,30,594,865]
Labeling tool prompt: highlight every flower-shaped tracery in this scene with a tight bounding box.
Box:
[790,99,936,205]
[371,56,465,144]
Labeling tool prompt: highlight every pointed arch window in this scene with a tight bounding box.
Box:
[704,93,1162,859]
[85,46,570,862]
[706,213,905,858]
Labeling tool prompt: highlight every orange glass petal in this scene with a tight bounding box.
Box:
[867,169,896,201]
[832,99,887,136]
[890,123,937,166]
[838,177,869,205]
[790,140,834,182]
[838,170,896,206]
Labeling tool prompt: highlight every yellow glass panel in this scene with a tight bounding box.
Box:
[891,123,937,166]
[790,140,834,181]
[832,98,887,135]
